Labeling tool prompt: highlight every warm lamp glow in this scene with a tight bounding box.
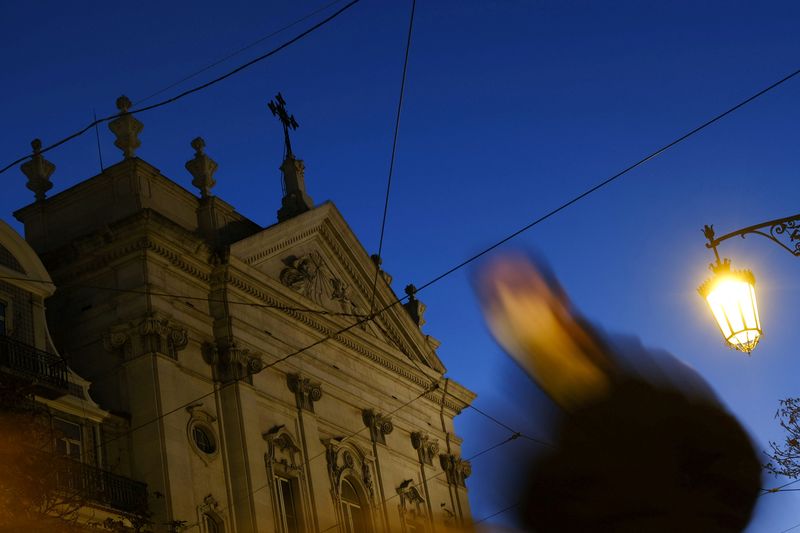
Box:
[698,259,761,354]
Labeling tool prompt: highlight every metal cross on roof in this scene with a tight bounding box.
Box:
[268,92,299,158]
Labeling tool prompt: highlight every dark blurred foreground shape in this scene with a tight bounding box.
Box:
[477,254,762,532]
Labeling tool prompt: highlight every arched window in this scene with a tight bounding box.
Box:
[204,513,221,533]
[340,478,369,533]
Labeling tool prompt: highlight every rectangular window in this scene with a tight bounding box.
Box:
[275,476,300,533]
[53,418,83,461]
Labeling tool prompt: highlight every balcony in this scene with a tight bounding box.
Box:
[58,460,149,515]
[0,335,69,398]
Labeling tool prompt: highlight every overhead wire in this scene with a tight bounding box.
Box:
[0,274,366,318]
[411,66,800,295]
[473,501,520,525]
[181,378,443,531]
[369,0,416,315]
[3,49,799,525]
[8,62,799,479]
[133,0,347,106]
[317,431,525,533]
[0,0,363,176]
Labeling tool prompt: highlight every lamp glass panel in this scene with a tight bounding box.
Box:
[705,276,761,351]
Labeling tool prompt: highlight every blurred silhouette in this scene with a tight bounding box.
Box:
[476,253,761,532]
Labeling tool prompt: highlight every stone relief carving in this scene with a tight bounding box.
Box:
[264,426,303,475]
[103,312,188,361]
[439,454,472,487]
[287,373,323,412]
[362,409,394,445]
[411,432,439,466]
[396,479,427,530]
[279,251,359,315]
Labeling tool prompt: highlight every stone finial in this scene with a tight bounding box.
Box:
[277,155,314,222]
[185,137,218,198]
[371,254,393,285]
[108,95,143,159]
[403,284,426,327]
[20,139,55,202]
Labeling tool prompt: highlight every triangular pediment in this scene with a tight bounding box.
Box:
[229,202,445,373]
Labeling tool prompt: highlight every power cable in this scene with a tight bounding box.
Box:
[318,431,524,532]
[0,274,364,317]
[369,0,416,314]
[90,293,411,455]
[5,64,799,515]
[473,501,520,525]
[780,521,800,533]
[181,378,442,531]
[0,0,362,176]
[466,404,553,448]
[134,0,346,106]
[411,66,800,295]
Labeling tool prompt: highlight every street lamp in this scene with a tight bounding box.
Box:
[699,214,800,354]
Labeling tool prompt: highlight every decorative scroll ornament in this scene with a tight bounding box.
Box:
[287,373,323,412]
[185,137,218,198]
[362,409,394,445]
[108,95,143,159]
[439,454,472,487]
[20,138,54,202]
[411,432,439,465]
[704,214,800,258]
[770,218,800,256]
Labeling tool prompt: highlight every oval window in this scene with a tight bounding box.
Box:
[192,424,217,455]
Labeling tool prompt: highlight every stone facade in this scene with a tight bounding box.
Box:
[12,123,475,532]
[0,219,144,528]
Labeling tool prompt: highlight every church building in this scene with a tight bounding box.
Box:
[10,94,475,532]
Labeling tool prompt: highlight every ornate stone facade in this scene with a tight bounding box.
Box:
[11,105,475,532]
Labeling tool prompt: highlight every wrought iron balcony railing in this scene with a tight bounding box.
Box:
[57,459,149,515]
[0,335,69,397]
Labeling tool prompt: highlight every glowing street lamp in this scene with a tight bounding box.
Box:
[699,216,799,354]
[698,256,761,354]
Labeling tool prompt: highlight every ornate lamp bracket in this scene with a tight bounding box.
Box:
[703,213,800,259]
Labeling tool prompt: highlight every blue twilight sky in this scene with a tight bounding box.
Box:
[2,1,800,530]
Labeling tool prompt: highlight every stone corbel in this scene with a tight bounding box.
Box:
[362,409,394,445]
[439,454,471,487]
[411,432,439,466]
[287,373,323,412]
[103,312,188,361]
[216,341,264,381]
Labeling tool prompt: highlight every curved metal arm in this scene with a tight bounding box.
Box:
[703,214,800,258]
